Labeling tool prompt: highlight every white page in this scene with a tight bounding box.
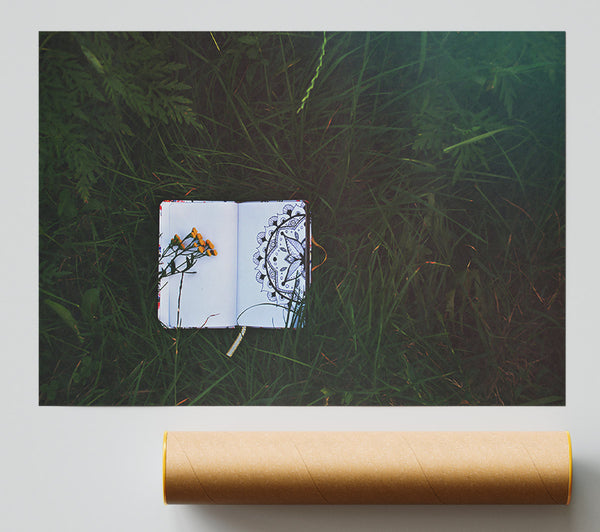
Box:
[158,201,238,328]
[236,201,308,327]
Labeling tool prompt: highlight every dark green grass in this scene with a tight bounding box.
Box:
[39,31,565,405]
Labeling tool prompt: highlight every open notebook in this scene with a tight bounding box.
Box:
[158,200,310,328]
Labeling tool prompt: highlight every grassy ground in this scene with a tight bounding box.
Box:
[39,31,565,406]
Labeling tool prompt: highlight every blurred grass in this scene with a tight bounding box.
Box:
[39,31,565,405]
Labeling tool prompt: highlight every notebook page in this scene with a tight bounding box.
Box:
[236,200,307,327]
[158,201,238,328]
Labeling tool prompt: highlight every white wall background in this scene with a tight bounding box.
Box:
[2,2,599,530]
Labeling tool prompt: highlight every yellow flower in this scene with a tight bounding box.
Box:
[199,238,205,246]
[199,246,205,253]
[206,239,214,250]
[212,249,218,256]
[171,234,183,247]
[191,227,198,238]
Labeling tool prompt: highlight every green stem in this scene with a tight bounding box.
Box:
[442,127,515,153]
[173,272,185,404]
[297,32,327,114]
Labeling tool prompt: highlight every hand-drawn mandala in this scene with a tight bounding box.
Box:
[253,203,307,307]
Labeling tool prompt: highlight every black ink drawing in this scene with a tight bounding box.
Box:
[253,203,307,308]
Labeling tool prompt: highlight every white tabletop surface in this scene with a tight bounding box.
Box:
[2,2,599,530]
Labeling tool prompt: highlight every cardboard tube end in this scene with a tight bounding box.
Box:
[566,431,572,505]
[163,431,168,505]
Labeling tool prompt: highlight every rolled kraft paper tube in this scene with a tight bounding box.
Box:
[163,431,572,505]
